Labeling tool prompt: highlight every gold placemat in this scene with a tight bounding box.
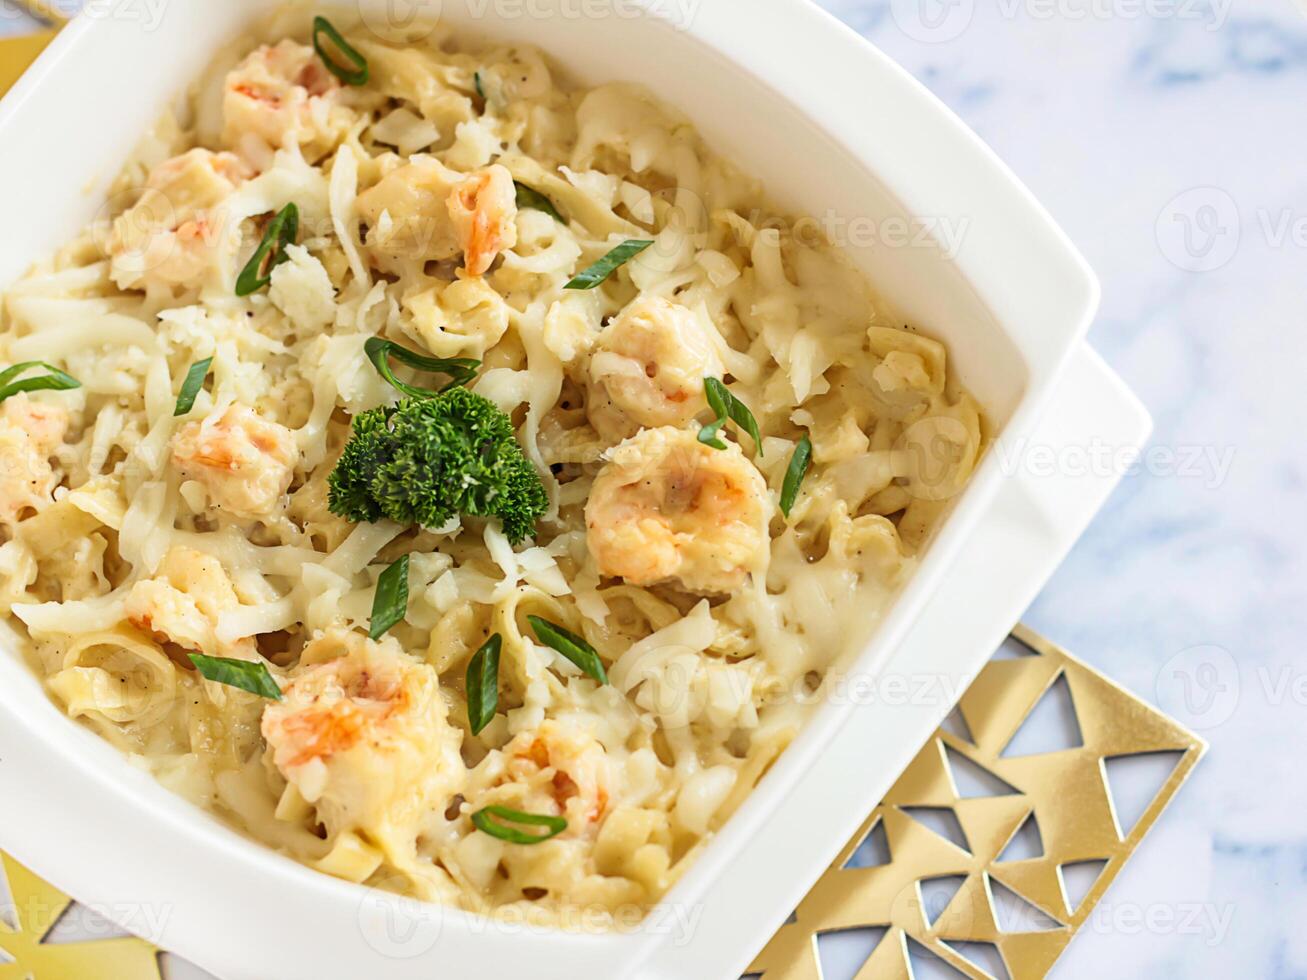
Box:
[0,27,58,97]
[0,1,65,99]
[0,852,161,979]
[746,625,1205,979]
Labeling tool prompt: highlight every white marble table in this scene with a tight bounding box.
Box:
[1,1,1298,977]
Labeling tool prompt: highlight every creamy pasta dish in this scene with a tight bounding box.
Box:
[0,7,983,927]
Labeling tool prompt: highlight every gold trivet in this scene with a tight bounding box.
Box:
[0,852,161,979]
[0,0,65,99]
[0,28,58,97]
[746,625,1206,979]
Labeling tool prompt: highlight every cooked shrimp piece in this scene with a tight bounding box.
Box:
[447,164,518,277]
[108,149,253,293]
[222,40,350,161]
[356,161,517,276]
[355,156,462,272]
[587,297,724,441]
[125,546,256,660]
[586,426,770,594]
[499,719,613,826]
[0,395,69,529]
[172,404,298,520]
[262,630,465,858]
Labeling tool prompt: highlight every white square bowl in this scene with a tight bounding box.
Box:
[0,1,1106,977]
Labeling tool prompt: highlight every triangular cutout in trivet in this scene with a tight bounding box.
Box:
[989,860,1071,924]
[991,636,1040,660]
[996,811,1044,862]
[900,806,970,854]
[43,901,131,945]
[919,875,968,928]
[940,705,975,745]
[906,936,969,978]
[843,818,891,869]
[1059,859,1109,915]
[944,745,1020,798]
[944,940,1010,980]
[815,925,889,980]
[988,877,1061,933]
[1102,751,1184,838]
[1001,672,1083,757]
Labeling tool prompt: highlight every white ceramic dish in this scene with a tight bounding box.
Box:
[31,345,1152,980]
[0,1,1120,977]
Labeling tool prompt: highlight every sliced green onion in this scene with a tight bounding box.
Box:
[513,181,565,224]
[472,805,567,845]
[0,361,80,405]
[563,239,653,290]
[466,633,501,735]
[189,653,282,700]
[235,203,299,297]
[697,411,727,451]
[174,357,213,417]
[312,16,369,86]
[527,615,607,684]
[780,434,813,518]
[698,378,763,455]
[474,70,486,101]
[364,336,480,398]
[369,554,410,640]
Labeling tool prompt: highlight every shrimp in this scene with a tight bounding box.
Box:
[356,156,462,272]
[108,149,253,294]
[0,395,68,529]
[585,426,770,594]
[356,161,517,277]
[222,40,349,162]
[446,164,518,277]
[261,630,465,856]
[496,719,613,827]
[125,546,256,661]
[172,404,298,520]
[586,297,725,441]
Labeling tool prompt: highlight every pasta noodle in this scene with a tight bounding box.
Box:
[0,6,985,929]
